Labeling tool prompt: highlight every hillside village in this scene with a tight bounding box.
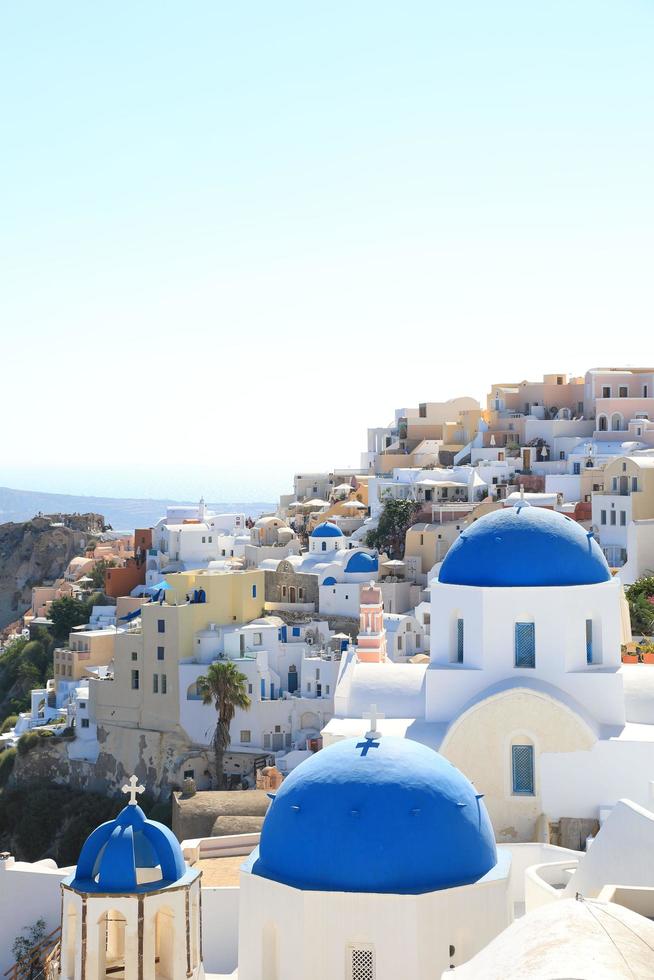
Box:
[3,365,654,977]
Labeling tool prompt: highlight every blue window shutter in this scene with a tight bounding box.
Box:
[292,626,300,637]
[515,623,535,667]
[586,620,593,664]
[456,618,464,663]
[512,744,534,794]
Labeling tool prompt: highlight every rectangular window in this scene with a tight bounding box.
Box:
[157,619,165,633]
[81,718,90,729]
[610,511,616,526]
[644,385,649,398]
[325,684,330,694]
[512,744,535,795]
[515,623,535,668]
[632,477,638,492]
[131,669,140,690]
[240,730,251,743]
[619,386,628,398]
[397,636,403,650]
[202,536,206,543]
[456,618,464,663]
[248,683,253,694]
[602,386,611,398]
[183,769,194,779]
[253,632,262,646]
[161,674,167,695]
[586,619,593,665]
[600,510,607,525]
[131,651,138,661]
[292,626,300,637]
[157,646,164,661]
[620,511,626,526]
[573,462,581,475]
[349,944,375,980]
[252,584,257,598]
[153,674,159,694]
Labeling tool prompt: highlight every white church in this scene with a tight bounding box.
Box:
[326,500,654,840]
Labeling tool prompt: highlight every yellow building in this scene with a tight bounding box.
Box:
[92,569,265,735]
[404,500,503,582]
[54,629,117,683]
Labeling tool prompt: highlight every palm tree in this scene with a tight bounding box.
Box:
[197,661,251,790]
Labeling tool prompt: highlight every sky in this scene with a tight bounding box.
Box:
[2,1,654,502]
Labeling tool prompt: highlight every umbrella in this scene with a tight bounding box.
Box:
[343,500,367,509]
[302,498,329,508]
[383,559,405,567]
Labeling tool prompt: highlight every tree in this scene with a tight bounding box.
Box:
[197,662,251,790]
[48,595,90,640]
[89,559,117,591]
[365,496,421,558]
[625,576,654,636]
[11,918,46,978]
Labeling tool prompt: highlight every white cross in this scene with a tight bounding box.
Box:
[364,704,385,740]
[122,774,145,806]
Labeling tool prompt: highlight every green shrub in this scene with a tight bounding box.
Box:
[37,729,54,738]
[17,731,40,756]
[0,748,16,787]
[0,715,18,734]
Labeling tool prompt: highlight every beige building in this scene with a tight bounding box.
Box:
[54,629,117,683]
[92,569,265,736]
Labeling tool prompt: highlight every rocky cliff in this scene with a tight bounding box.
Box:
[0,517,95,629]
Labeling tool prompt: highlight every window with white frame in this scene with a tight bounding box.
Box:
[240,730,251,743]
[515,622,535,668]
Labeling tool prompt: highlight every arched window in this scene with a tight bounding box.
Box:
[321,541,327,552]
[450,613,464,664]
[98,911,126,977]
[187,680,203,701]
[611,413,623,431]
[598,414,608,431]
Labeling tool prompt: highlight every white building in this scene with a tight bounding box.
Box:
[325,503,654,841]
[178,615,341,774]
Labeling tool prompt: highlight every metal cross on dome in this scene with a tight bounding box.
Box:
[122,774,145,805]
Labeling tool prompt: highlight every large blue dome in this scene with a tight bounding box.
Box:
[311,521,343,538]
[345,551,378,573]
[252,736,497,894]
[439,504,611,588]
[70,803,186,893]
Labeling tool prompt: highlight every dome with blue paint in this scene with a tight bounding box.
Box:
[345,551,379,574]
[439,504,611,588]
[311,521,343,538]
[70,802,186,893]
[252,736,497,894]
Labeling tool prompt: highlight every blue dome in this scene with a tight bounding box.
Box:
[439,504,611,588]
[345,552,379,574]
[311,521,343,538]
[70,803,186,893]
[322,575,337,585]
[252,736,497,894]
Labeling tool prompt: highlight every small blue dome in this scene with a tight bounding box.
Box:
[322,575,337,585]
[345,551,378,574]
[439,504,611,588]
[70,804,186,893]
[311,521,343,538]
[253,736,497,894]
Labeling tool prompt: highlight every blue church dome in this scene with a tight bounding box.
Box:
[252,736,497,894]
[345,551,378,574]
[439,504,611,588]
[311,521,343,538]
[70,803,186,893]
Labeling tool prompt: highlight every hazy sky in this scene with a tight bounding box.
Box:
[2,1,654,501]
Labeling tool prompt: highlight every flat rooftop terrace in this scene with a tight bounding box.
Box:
[195,853,250,887]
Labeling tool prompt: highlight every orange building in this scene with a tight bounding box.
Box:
[357,582,387,663]
[104,528,152,598]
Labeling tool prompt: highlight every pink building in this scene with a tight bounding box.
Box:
[357,582,387,663]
